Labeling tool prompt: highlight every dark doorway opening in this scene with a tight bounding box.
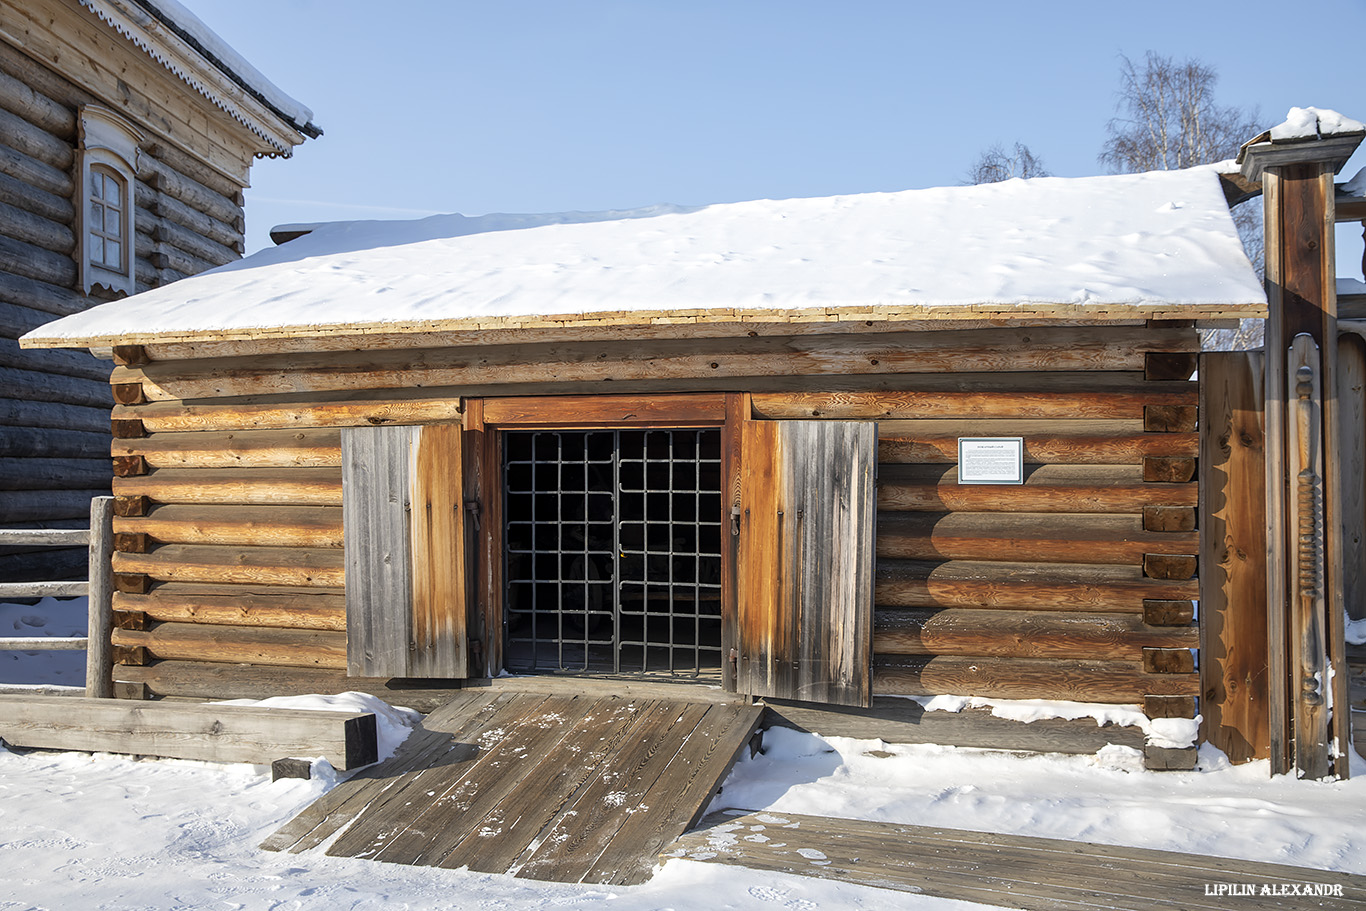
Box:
[502,428,724,677]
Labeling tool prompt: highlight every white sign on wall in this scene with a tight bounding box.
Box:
[957,437,1024,485]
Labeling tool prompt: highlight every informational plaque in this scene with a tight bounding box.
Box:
[957,437,1024,484]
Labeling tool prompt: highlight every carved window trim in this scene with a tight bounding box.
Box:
[78,105,144,296]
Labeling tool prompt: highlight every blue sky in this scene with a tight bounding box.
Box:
[182,0,1366,268]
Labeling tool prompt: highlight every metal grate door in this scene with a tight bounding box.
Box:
[503,429,723,676]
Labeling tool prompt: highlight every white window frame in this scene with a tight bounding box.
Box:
[77,105,143,296]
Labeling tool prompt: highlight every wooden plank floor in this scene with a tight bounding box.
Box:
[263,691,763,885]
[665,810,1366,911]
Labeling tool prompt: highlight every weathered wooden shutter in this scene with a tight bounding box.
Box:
[737,420,875,706]
[343,423,468,678]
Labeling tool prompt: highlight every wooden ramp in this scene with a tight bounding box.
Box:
[666,810,1366,911]
[263,690,763,885]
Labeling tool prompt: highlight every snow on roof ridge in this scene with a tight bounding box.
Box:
[80,0,317,152]
[1269,106,1366,142]
[22,168,1268,348]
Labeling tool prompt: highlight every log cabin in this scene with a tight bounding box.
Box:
[0,0,317,579]
[22,164,1276,768]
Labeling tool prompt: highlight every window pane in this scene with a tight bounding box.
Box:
[90,202,103,229]
[104,205,120,234]
[105,240,120,267]
[105,177,120,206]
[90,174,103,200]
[89,234,104,264]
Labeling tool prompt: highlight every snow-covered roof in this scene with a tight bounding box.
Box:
[22,167,1267,350]
[1269,106,1365,142]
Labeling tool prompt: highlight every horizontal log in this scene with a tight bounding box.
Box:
[764,698,1145,753]
[873,609,1198,660]
[0,168,74,225]
[0,489,105,522]
[876,464,1196,513]
[0,397,109,432]
[0,270,90,317]
[113,468,342,506]
[0,580,87,597]
[115,660,460,712]
[879,430,1197,465]
[0,425,110,458]
[0,232,78,288]
[140,149,246,229]
[876,513,1198,564]
[874,559,1198,610]
[114,505,343,548]
[132,185,242,260]
[112,622,347,670]
[0,67,76,138]
[0,107,72,171]
[113,429,341,469]
[116,396,466,433]
[0,140,73,198]
[146,237,216,278]
[114,583,345,630]
[0,695,375,769]
[115,327,1201,401]
[0,458,111,490]
[751,384,1197,421]
[0,339,111,381]
[0,299,71,340]
[0,197,73,254]
[0,546,89,582]
[112,544,346,587]
[873,656,1200,703]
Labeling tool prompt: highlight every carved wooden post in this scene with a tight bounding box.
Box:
[1240,118,1364,778]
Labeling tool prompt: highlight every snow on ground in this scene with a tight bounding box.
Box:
[4,602,1365,909]
[0,597,87,687]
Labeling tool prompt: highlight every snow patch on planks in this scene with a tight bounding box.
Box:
[264,690,764,885]
[665,810,1366,910]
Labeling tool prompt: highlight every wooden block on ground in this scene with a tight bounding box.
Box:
[0,695,378,769]
[1144,695,1197,719]
[272,757,314,781]
[1144,744,1198,771]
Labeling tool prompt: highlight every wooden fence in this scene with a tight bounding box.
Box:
[0,496,113,697]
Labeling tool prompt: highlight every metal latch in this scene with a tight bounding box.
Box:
[465,499,481,530]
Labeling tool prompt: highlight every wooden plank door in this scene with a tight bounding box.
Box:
[343,423,468,678]
[737,420,875,706]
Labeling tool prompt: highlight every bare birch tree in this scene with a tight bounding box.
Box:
[966,142,1051,184]
[1100,51,1265,349]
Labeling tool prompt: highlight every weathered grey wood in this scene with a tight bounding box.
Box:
[0,270,90,317]
[0,683,83,696]
[1340,333,1366,623]
[0,339,113,382]
[0,197,73,253]
[0,426,110,458]
[0,546,89,582]
[0,457,111,490]
[0,580,87,597]
[0,695,377,769]
[738,420,875,707]
[86,496,114,698]
[666,811,1366,911]
[0,66,76,138]
[0,636,86,649]
[0,232,77,287]
[0,490,107,523]
[0,139,72,198]
[0,168,73,225]
[0,107,71,171]
[0,528,88,545]
[0,366,112,408]
[0,398,107,432]
[343,424,468,678]
[765,697,1145,753]
[140,148,246,229]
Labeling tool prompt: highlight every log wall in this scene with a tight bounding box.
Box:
[102,324,1203,735]
[0,38,248,579]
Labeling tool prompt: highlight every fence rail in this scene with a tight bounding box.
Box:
[0,497,114,698]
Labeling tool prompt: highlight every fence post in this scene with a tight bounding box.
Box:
[85,496,114,699]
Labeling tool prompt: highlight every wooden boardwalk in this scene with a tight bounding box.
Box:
[665,810,1366,910]
[263,690,763,885]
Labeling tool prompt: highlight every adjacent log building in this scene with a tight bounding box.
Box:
[25,166,1271,766]
[0,0,316,579]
